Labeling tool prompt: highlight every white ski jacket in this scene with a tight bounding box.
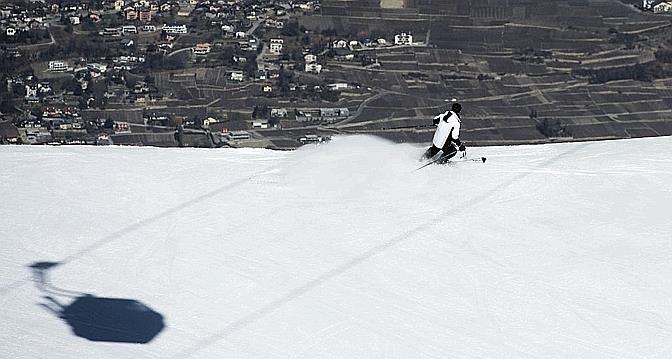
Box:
[432,110,461,148]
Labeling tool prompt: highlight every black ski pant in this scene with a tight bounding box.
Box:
[422,142,457,160]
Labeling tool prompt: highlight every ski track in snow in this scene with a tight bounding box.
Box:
[1,136,672,358]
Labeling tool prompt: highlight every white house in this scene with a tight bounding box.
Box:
[252,119,269,128]
[69,16,80,25]
[332,39,348,48]
[230,71,244,81]
[114,0,125,11]
[271,108,288,117]
[304,54,317,63]
[269,38,283,55]
[654,1,672,12]
[643,0,656,9]
[327,83,348,91]
[305,63,322,74]
[6,27,15,36]
[262,84,273,93]
[25,84,38,98]
[122,25,137,34]
[162,24,188,34]
[48,61,68,72]
[203,117,218,127]
[235,31,246,38]
[394,32,413,45]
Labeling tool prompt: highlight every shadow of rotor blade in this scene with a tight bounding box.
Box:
[171,143,590,358]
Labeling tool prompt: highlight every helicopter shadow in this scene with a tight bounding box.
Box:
[29,261,165,344]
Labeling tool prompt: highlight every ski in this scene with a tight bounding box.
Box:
[450,157,487,164]
[416,156,486,170]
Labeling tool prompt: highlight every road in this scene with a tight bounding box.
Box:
[167,46,192,58]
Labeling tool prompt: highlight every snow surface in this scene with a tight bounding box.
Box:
[1,135,672,358]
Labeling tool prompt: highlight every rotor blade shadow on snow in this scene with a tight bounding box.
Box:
[171,143,590,358]
[60,175,256,264]
[0,174,261,297]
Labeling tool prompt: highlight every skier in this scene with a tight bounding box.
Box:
[421,102,466,163]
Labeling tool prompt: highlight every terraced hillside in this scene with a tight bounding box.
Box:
[297,0,672,144]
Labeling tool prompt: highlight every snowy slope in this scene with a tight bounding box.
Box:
[1,136,672,359]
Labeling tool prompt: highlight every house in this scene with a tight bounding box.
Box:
[139,9,152,22]
[332,39,348,48]
[122,25,137,34]
[142,25,156,32]
[49,61,68,72]
[226,130,250,140]
[69,16,80,25]
[319,108,349,120]
[271,108,288,118]
[327,83,348,91]
[162,24,188,34]
[235,31,246,38]
[299,134,324,144]
[643,0,656,9]
[114,0,125,11]
[304,54,317,63]
[654,1,672,12]
[25,84,38,98]
[177,6,193,16]
[6,27,15,36]
[203,117,219,127]
[221,24,234,33]
[100,27,122,36]
[192,43,211,55]
[230,71,244,81]
[394,32,413,45]
[255,70,267,80]
[262,84,273,93]
[305,63,322,74]
[125,8,137,20]
[252,119,269,129]
[113,121,131,133]
[269,38,283,55]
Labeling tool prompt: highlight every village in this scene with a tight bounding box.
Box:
[2,0,672,147]
[0,0,425,148]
